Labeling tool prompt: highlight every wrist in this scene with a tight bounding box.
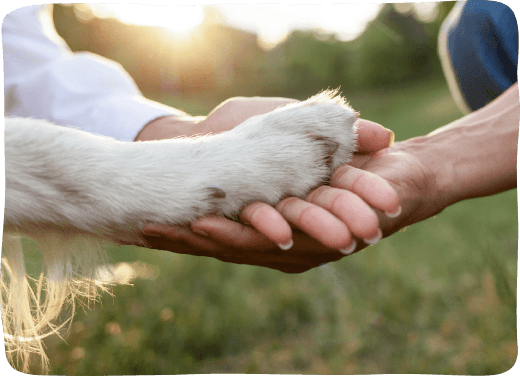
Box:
[135,115,204,141]
[399,132,459,209]
[389,135,454,223]
[402,106,518,207]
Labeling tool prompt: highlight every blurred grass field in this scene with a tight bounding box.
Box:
[36,76,517,375]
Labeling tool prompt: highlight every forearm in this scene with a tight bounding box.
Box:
[5,117,213,243]
[410,84,519,206]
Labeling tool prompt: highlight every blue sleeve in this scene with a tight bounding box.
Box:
[439,0,518,112]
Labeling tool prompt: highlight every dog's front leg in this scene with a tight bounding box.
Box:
[5,92,358,245]
[4,117,213,244]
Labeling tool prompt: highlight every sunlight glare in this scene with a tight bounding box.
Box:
[84,4,382,48]
[88,4,204,35]
[413,3,440,23]
[214,4,383,49]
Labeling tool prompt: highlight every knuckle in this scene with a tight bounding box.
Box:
[306,185,329,203]
[331,164,352,186]
[276,196,300,212]
[296,205,316,226]
[328,190,349,213]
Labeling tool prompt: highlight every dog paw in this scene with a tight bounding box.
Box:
[209,90,358,216]
[259,89,358,171]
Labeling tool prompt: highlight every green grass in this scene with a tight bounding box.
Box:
[32,77,517,374]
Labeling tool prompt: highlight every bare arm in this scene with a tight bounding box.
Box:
[338,83,518,243]
[427,83,518,203]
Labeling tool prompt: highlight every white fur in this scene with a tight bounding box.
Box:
[1,90,357,372]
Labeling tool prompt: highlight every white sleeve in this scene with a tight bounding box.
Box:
[3,5,187,141]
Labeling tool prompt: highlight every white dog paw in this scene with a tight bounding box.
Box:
[260,89,358,171]
[206,90,358,216]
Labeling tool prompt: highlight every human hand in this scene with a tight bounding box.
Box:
[143,136,444,273]
[142,84,519,272]
[141,111,398,273]
[333,138,443,246]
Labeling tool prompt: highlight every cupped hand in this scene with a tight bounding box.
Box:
[140,95,400,272]
[142,124,400,274]
[145,138,439,273]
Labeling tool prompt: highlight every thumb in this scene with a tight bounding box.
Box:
[356,119,395,153]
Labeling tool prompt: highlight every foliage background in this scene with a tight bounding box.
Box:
[14,2,519,374]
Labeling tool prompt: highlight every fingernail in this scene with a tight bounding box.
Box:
[363,228,383,245]
[192,228,209,237]
[388,130,395,147]
[278,239,294,250]
[339,239,357,255]
[385,205,402,218]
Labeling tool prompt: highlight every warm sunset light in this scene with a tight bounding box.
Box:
[215,3,384,49]
[76,3,444,51]
[82,3,387,49]
[86,4,204,35]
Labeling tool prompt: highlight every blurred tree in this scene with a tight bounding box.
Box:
[345,3,455,89]
[258,2,456,97]
[52,2,456,100]
[262,31,352,96]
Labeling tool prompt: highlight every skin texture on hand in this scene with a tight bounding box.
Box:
[339,83,519,254]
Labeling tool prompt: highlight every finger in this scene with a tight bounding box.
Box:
[275,197,353,250]
[191,216,275,250]
[239,202,293,249]
[331,164,401,217]
[356,119,394,153]
[305,186,380,241]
